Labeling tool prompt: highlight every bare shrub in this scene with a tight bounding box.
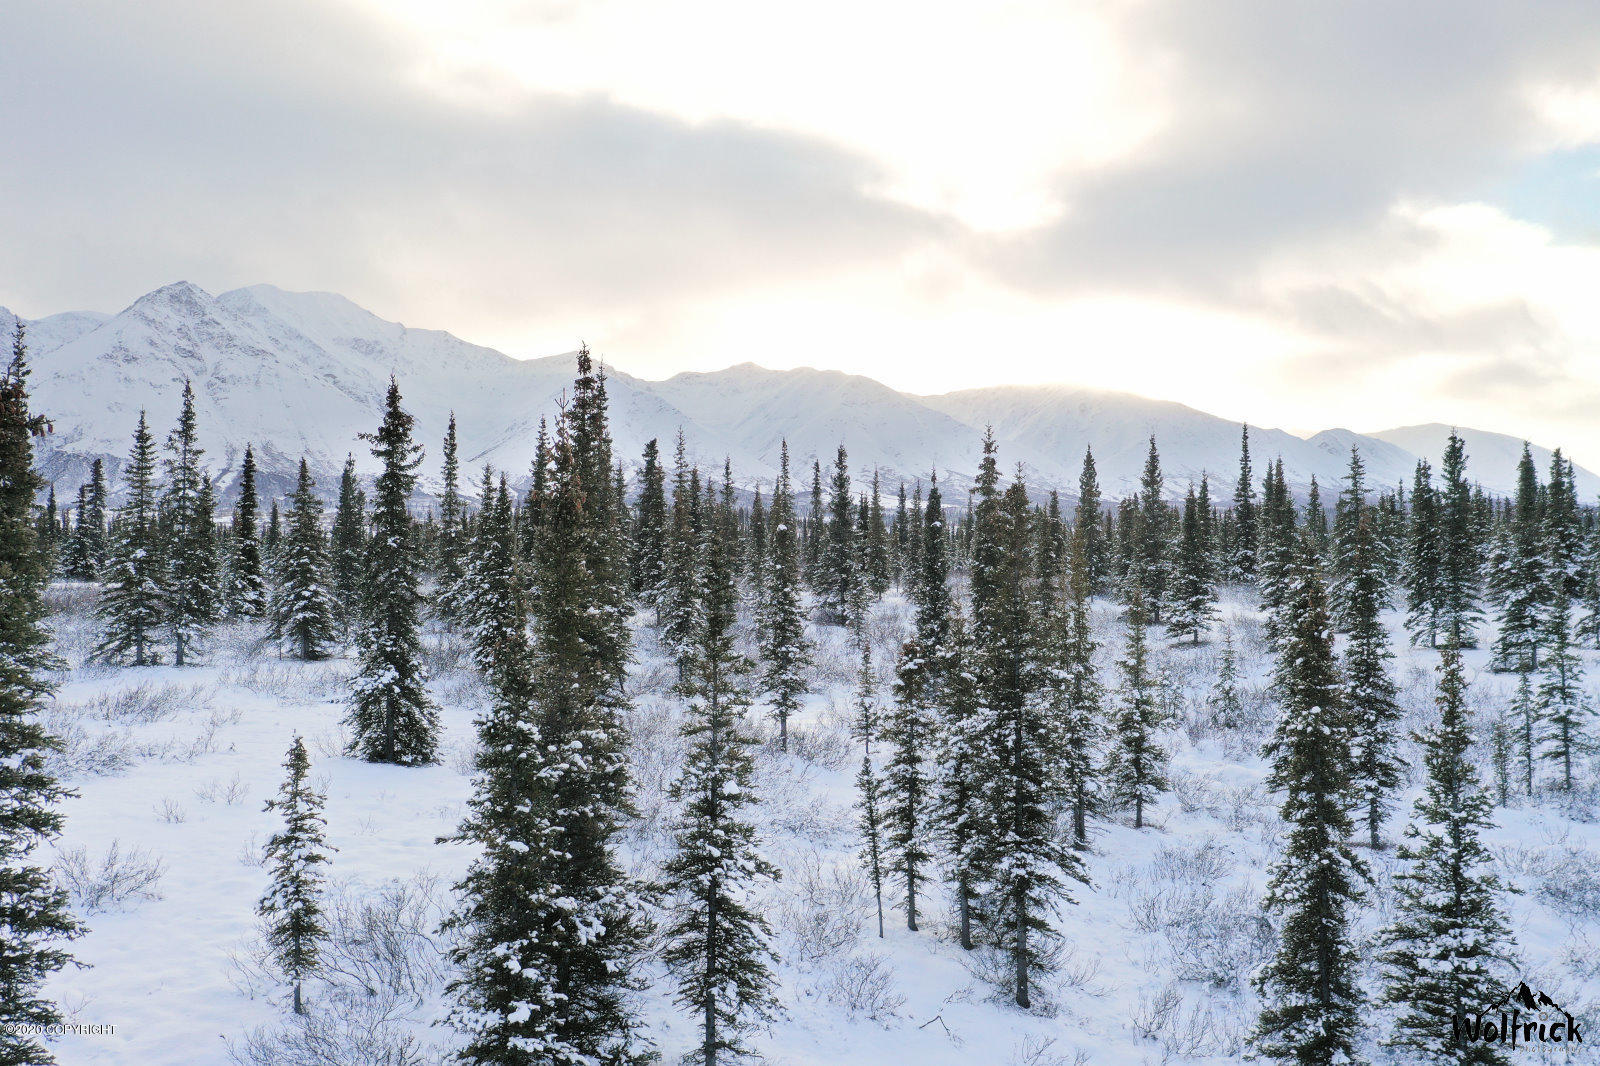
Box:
[56,840,165,913]
[195,772,249,806]
[778,851,868,966]
[1130,982,1181,1041]
[228,994,429,1066]
[821,952,905,1023]
[1007,1035,1091,1066]
[153,797,188,823]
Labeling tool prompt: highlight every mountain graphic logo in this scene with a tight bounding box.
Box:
[1453,981,1582,1047]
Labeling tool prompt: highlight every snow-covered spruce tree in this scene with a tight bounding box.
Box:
[1489,707,1513,807]
[853,643,888,939]
[934,609,986,949]
[1489,445,1545,672]
[0,325,82,1064]
[328,454,367,640]
[1107,589,1167,829]
[804,458,825,591]
[1233,424,1258,581]
[662,461,781,1066]
[259,735,333,1016]
[1343,509,1403,850]
[1168,484,1217,643]
[1211,626,1244,728]
[1536,587,1592,792]
[94,412,167,666]
[272,460,339,661]
[1579,519,1600,648]
[746,485,766,597]
[819,444,860,624]
[661,434,703,669]
[1545,449,1583,601]
[1251,537,1368,1066]
[432,412,470,628]
[758,440,809,751]
[1074,446,1109,594]
[632,437,668,612]
[444,437,649,1066]
[1329,445,1368,629]
[228,443,269,618]
[1257,459,1299,649]
[1132,437,1170,620]
[345,379,438,766]
[67,459,108,580]
[975,476,1084,1010]
[1304,477,1329,560]
[865,469,891,596]
[1405,459,1445,647]
[565,347,633,695]
[1378,644,1514,1064]
[1512,671,1536,797]
[1438,431,1482,649]
[162,381,221,665]
[892,482,910,588]
[1058,530,1104,846]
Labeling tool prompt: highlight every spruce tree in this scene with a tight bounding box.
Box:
[1536,588,1591,791]
[865,470,890,596]
[1377,645,1514,1064]
[662,460,780,1066]
[1107,591,1167,828]
[1074,446,1108,593]
[820,445,859,623]
[228,444,269,617]
[433,413,469,627]
[259,736,333,1016]
[1233,424,1258,580]
[746,486,766,595]
[1489,445,1545,672]
[162,381,220,665]
[94,413,167,666]
[1343,510,1403,849]
[446,426,649,1065]
[884,633,937,934]
[1059,530,1104,845]
[661,435,703,667]
[1405,459,1445,647]
[853,644,887,939]
[1211,626,1244,729]
[272,460,339,661]
[75,458,107,578]
[632,438,669,612]
[565,347,632,695]
[1578,519,1600,648]
[1513,671,1537,797]
[0,325,82,1062]
[1169,484,1217,643]
[1329,445,1368,629]
[1134,437,1170,620]
[757,441,808,751]
[328,455,367,639]
[1438,431,1482,648]
[1251,539,1367,1066]
[934,609,985,949]
[345,379,438,766]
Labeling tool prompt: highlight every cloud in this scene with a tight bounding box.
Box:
[988,0,1600,296]
[0,0,944,333]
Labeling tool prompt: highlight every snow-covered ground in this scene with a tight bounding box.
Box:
[35,583,1600,1065]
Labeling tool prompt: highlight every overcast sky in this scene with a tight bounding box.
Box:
[4,1,1600,460]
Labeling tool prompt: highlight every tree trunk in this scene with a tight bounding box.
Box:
[293,980,304,1015]
[1013,897,1030,1010]
[958,879,972,950]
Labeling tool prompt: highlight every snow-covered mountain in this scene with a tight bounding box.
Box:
[4,281,1595,506]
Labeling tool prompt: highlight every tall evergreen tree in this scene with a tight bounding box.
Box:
[433,413,470,627]
[1233,424,1258,581]
[1074,446,1108,593]
[328,455,367,638]
[852,644,887,939]
[1378,645,1514,1064]
[0,324,82,1062]
[1169,484,1217,643]
[70,459,108,580]
[346,379,438,765]
[661,435,703,666]
[864,470,890,596]
[1107,591,1167,828]
[1134,437,1170,620]
[1059,529,1104,845]
[162,381,220,665]
[94,413,166,665]
[1329,446,1369,629]
[272,460,339,661]
[259,736,333,1016]
[1489,445,1545,672]
[1405,460,1445,647]
[1438,431,1482,648]
[228,444,269,617]
[662,460,780,1066]
[1536,588,1591,791]
[447,425,649,1065]
[1343,510,1403,849]
[1251,539,1368,1066]
[884,625,937,933]
[820,445,859,623]
[632,438,669,611]
[757,441,809,750]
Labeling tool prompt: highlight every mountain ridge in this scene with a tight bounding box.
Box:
[4,281,1595,506]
